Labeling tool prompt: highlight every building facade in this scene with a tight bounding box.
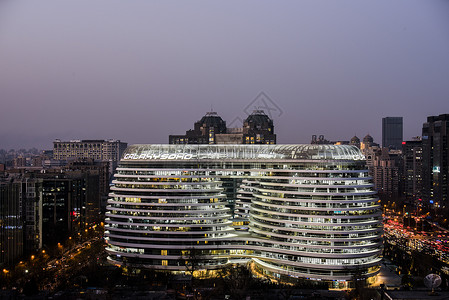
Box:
[169,110,276,145]
[242,110,276,144]
[402,139,423,206]
[53,139,127,177]
[371,149,402,203]
[0,181,23,267]
[105,144,382,287]
[422,114,449,210]
[382,117,403,150]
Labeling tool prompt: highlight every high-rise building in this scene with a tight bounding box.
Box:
[0,181,23,267]
[422,114,449,210]
[53,139,127,178]
[360,134,379,151]
[105,144,382,288]
[169,110,276,145]
[0,165,103,261]
[382,117,403,150]
[371,148,402,203]
[242,110,276,144]
[402,138,423,206]
[350,136,361,148]
[169,112,227,144]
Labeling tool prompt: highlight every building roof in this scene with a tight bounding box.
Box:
[363,134,374,143]
[198,111,226,127]
[122,144,365,161]
[244,110,273,125]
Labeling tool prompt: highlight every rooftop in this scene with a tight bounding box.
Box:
[122,144,365,161]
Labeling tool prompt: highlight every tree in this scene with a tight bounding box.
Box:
[217,264,259,300]
[181,247,204,277]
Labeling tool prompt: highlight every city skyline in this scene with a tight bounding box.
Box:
[1,1,449,150]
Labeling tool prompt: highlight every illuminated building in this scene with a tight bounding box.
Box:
[53,139,127,177]
[169,110,276,145]
[242,110,276,144]
[422,114,449,210]
[402,138,422,206]
[105,144,382,287]
[0,181,23,267]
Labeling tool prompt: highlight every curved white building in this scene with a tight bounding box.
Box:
[105,144,382,287]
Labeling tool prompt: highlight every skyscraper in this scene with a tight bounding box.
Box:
[422,114,449,210]
[382,117,403,150]
[402,138,423,206]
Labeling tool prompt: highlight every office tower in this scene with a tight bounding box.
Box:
[37,170,101,246]
[242,110,276,144]
[65,159,110,214]
[0,181,23,267]
[402,138,423,206]
[169,110,276,145]
[53,139,127,178]
[0,165,103,261]
[382,117,403,150]
[310,135,331,144]
[422,114,449,210]
[105,144,382,288]
[350,136,361,148]
[169,111,227,144]
[360,134,378,151]
[371,148,402,203]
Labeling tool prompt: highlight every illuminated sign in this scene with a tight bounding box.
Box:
[124,151,231,160]
[124,153,194,160]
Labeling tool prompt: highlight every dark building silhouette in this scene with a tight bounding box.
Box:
[310,135,331,144]
[382,117,403,150]
[169,111,227,144]
[371,148,402,203]
[402,138,423,206]
[242,110,276,144]
[350,136,361,148]
[0,180,23,267]
[422,114,449,210]
[169,110,276,144]
[0,164,103,266]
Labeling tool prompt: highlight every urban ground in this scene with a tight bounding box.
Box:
[2,215,449,299]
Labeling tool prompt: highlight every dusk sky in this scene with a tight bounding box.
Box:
[1,0,449,150]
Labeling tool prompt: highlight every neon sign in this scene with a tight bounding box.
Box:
[124,153,194,160]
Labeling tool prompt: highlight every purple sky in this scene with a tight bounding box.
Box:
[1,0,449,150]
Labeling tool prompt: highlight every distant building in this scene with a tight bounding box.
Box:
[361,134,379,150]
[350,136,361,148]
[242,110,276,144]
[0,164,103,264]
[371,148,402,203]
[310,135,331,144]
[402,138,423,206]
[169,110,276,144]
[422,114,449,210]
[53,139,127,178]
[0,180,23,267]
[66,159,109,214]
[382,117,403,150]
[359,135,401,203]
